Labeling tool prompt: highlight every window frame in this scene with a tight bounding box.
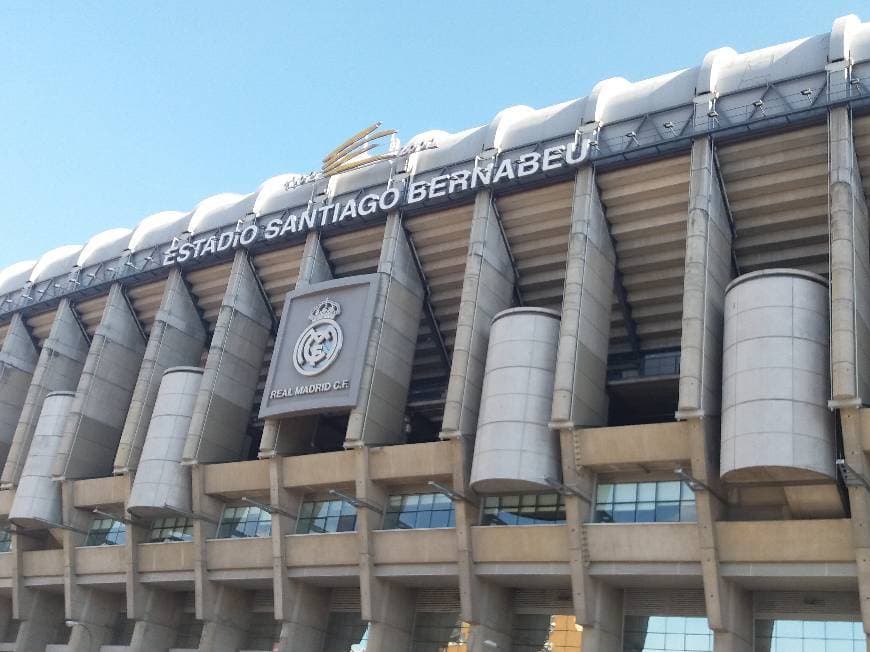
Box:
[479,492,567,526]
[216,504,272,539]
[381,491,456,530]
[594,479,696,524]
[295,497,357,534]
[148,516,194,543]
[84,516,126,547]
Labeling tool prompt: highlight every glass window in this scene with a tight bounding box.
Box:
[216,506,271,539]
[624,615,712,651]
[755,619,865,652]
[84,517,126,546]
[148,517,194,543]
[513,614,582,652]
[0,528,12,553]
[382,492,455,530]
[411,613,465,651]
[296,499,357,534]
[322,613,368,652]
[481,493,566,526]
[595,481,696,523]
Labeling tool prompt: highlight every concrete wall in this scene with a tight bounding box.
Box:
[0,314,38,471]
[128,367,203,518]
[345,212,424,447]
[114,269,206,473]
[183,249,273,464]
[2,299,90,488]
[9,391,74,528]
[550,167,615,429]
[53,284,147,480]
[440,190,516,439]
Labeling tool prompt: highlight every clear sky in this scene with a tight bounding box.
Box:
[0,1,863,270]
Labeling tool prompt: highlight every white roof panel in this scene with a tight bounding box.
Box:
[128,211,189,252]
[77,228,133,267]
[29,245,82,283]
[0,260,37,296]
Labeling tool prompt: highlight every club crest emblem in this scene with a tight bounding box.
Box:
[293,298,344,376]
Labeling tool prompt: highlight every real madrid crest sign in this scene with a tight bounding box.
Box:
[293,297,344,376]
[259,276,378,418]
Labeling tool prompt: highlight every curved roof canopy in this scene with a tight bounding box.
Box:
[2,13,870,301]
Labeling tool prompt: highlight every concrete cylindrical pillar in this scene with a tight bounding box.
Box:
[720,269,834,481]
[128,367,203,518]
[470,307,561,493]
[9,391,75,529]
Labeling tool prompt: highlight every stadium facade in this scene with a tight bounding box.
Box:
[2,13,870,652]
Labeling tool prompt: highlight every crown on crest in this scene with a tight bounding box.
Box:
[309,297,341,322]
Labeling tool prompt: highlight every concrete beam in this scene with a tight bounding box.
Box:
[190,464,251,651]
[440,190,516,440]
[677,137,750,647]
[61,482,124,652]
[677,136,733,419]
[13,589,65,652]
[260,231,333,457]
[0,313,38,471]
[269,456,330,652]
[829,106,870,403]
[353,447,414,650]
[183,249,273,465]
[345,212,424,448]
[114,268,206,473]
[1,299,89,488]
[127,589,183,652]
[53,284,147,480]
[827,105,870,635]
[550,166,615,430]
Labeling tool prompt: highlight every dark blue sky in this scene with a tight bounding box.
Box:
[0,1,863,268]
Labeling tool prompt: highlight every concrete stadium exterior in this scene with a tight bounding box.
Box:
[2,12,870,652]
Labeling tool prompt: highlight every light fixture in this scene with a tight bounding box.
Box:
[674,467,727,504]
[427,480,471,503]
[544,477,591,503]
[328,489,383,514]
[836,458,870,493]
[240,496,296,519]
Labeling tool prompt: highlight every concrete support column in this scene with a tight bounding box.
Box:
[345,212,424,448]
[550,167,615,430]
[446,434,512,651]
[677,137,750,647]
[11,518,66,651]
[114,268,206,473]
[124,470,182,652]
[2,299,89,488]
[183,249,273,464]
[61,482,122,652]
[574,581,623,652]
[270,457,330,651]
[829,106,870,403]
[559,429,621,650]
[127,588,183,652]
[13,588,65,652]
[190,464,251,651]
[0,597,12,644]
[260,231,333,457]
[354,448,414,650]
[677,137,733,419]
[440,190,516,440]
[0,313,38,469]
[827,105,870,638]
[53,284,147,480]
